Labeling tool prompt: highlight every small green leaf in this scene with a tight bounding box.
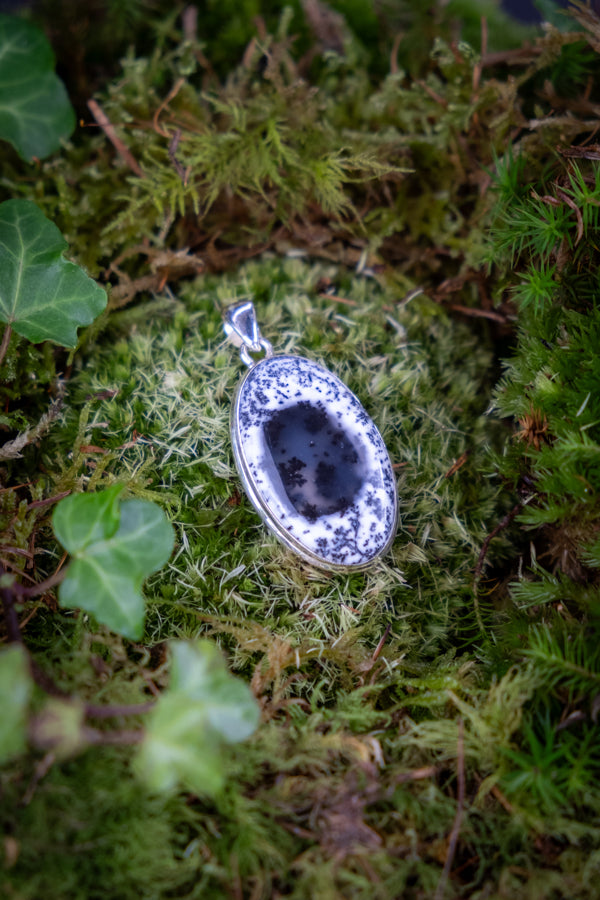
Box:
[0,14,75,161]
[170,641,260,743]
[0,200,107,347]
[137,695,226,795]
[0,644,32,764]
[137,640,259,795]
[55,491,174,640]
[53,484,123,553]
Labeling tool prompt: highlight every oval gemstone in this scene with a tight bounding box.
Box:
[231,355,397,569]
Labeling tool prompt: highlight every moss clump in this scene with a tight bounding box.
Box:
[1,748,206,900]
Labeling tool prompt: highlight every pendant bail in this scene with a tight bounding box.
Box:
[223,301,273,367]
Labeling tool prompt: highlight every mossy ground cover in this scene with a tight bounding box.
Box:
[2,1,600,898]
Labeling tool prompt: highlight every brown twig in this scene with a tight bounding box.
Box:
[0,324,12,368]
[108,273,164,310]
[17,605,41,631]
[390,32,403,75]
[168,129,190,185]
[152,77,185,139]
[480,45,542,68]
[560,144,600,160]
[0,560,38,583]
[87,99,145,178]
[0,482,32,494]
[29,659,69,698]
[491,783,514,814]
[555,185,584,245]
[18,567,66,598]
[448,304,508,324]
[25,490,71,511]
[372,624,392,663]
[434,718,465,900]
[445,451,470,478]
[474,502,523,582]
[1,547,34,559]
[416,79,448,108]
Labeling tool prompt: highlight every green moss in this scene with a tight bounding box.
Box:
[1,749,204,900]
[5,1,600,896]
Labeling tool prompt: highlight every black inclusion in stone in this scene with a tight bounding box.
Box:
[264,401,364,520]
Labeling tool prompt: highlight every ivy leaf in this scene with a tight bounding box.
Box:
[53,484,123,554]
[169,641,260,743]
[0,644,32,764]
[137,641,260,795]
[54,489,175,640]
[0,14,75,161]
[137,695,226,795]
[0,200,107,347]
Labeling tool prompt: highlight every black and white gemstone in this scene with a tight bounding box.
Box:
[231,355,397,569]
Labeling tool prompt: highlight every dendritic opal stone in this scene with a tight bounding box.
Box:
[231,355,397,569]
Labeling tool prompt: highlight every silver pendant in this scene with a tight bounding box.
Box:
[223,301,398,571]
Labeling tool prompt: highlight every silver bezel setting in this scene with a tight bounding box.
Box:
[230,353,398,571]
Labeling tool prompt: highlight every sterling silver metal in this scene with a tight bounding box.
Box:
[223,301,273,368]
[223,301,398,571]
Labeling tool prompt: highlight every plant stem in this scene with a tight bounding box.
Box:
[434,718,465,900]
[19,568,66,597]
[1,565,155,721]
[82,726,145,745]
[474,501,523,580]
[1,567,71,696]
[87,99,144,177]
[84,701,156,718]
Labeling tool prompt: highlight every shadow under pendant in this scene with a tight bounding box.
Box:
[224,302,398,571]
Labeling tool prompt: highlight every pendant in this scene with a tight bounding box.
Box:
[223,301,398,571]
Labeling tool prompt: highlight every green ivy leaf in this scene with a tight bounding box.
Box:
[137,640,260,795]
[0,14,75,161]
[53,484,123,554]
[54,489,175,640]
[0,200,107,347]
[169,641,260,743]
[137,694,226,795]
[0,644,32,764]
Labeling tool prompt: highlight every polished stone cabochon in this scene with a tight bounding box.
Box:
[232,355,397,568]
